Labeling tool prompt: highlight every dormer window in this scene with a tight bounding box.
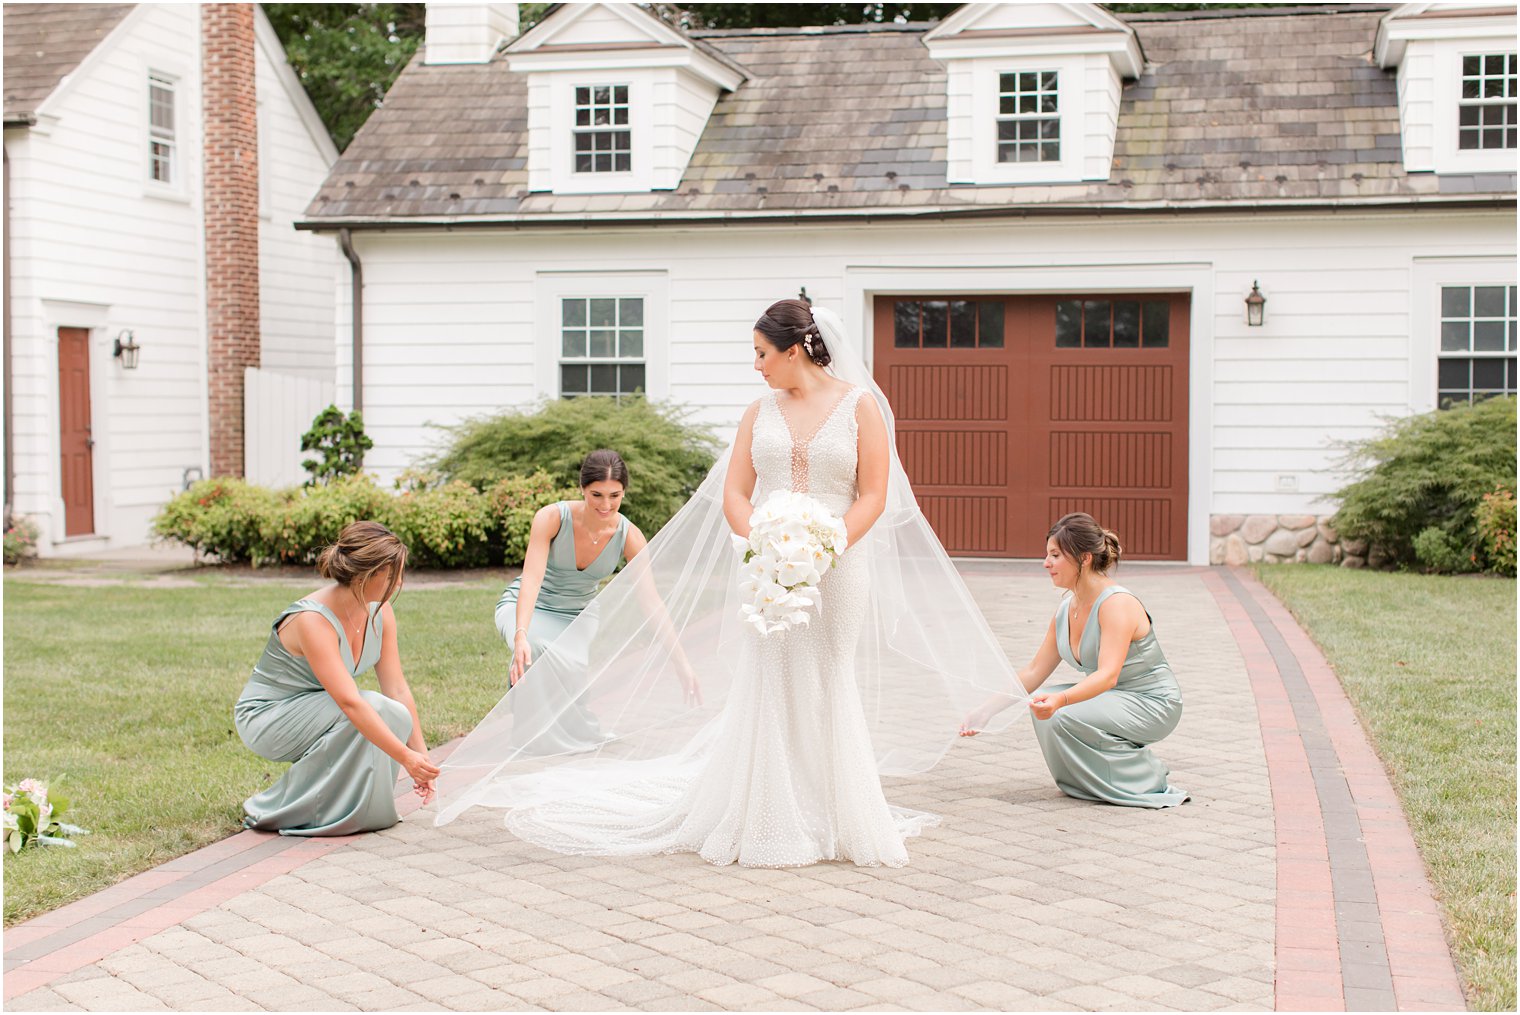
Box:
[1458,53,1516,151]
[574,85,631,173]
[997,71,1060,164]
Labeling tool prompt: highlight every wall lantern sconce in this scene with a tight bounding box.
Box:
[113,329,141,369]
[798,286,811,305]
[1245,281,1266,327]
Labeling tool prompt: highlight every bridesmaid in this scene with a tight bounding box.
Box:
[235,521,439,835]
[496,449,648,683]
[960,513,1187,808]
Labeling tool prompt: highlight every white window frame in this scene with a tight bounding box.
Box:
[1411,257,1519,413]
[572,83,632,175]
[546,73,653,194]
[995,68,1062,165]
[147,71,178,187]
[1431,41,1518,174]
[556,294,647,399]
[969,55,1085,185]
[1434,282,1516,407]
[1456,50,1516,154]
[534,272,668,400]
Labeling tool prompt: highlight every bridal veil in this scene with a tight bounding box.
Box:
[434,304,1027,826]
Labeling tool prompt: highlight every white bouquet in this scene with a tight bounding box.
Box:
[733,491,849,635]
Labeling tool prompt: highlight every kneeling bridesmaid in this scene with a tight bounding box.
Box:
[961,513,1187,808]
[234,521,439,835]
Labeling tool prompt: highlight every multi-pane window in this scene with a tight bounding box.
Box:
[560,297,645,398]
[893,299,1004,348]
[996,71,1059,163]
[1056,300,1169,348]
[1459,54,1517,151]
[148,74,176,184]
[1438,284,1517,405]
[574,85,631,173]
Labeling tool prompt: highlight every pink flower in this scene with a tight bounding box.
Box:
[2,794,11,810]
[16,778,45,798]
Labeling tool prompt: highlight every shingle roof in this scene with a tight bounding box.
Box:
[301,7,1517,226]
[3,4,133,125]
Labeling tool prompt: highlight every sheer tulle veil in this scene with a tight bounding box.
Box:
[434,303,1027,826]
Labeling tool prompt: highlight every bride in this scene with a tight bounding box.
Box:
[434,298,1026,867]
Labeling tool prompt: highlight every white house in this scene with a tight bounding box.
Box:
[297,1,1516,565]
[3,3,340,555]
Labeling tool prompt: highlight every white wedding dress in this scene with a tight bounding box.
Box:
[503,386,937,867]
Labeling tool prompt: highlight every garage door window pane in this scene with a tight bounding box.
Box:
[1142,301,1170,348]
[979,301,1004,348]
[950,300,977,348]
[1113,301,1140,348]
[1056,301,1081,347]
[1083,301,1110,347]
[894,301,921,348]
[922,301,948,347]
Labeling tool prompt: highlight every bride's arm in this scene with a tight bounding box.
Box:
[843,396,889,548]
[723,400,761,538]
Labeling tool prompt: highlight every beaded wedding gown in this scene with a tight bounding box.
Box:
[504,386,936,867]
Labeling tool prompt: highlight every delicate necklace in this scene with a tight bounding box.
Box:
[583,510,618,545]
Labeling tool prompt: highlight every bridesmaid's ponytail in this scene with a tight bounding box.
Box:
[317,520,409,604]
[1048,513,1121,576]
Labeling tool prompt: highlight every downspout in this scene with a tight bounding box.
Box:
[3,146,14,528]
[337,224,360,425]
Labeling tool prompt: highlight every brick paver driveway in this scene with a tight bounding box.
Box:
[5,566,1465,1012]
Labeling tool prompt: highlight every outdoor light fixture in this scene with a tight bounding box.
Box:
[1245,281,1266,327]
[113,329,141,369]
[798,285,811,305]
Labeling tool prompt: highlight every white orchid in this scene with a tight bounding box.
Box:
[736,491,847,636]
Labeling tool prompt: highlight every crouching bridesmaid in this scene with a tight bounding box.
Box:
[234,521,439,835]
[961,513,1187,809]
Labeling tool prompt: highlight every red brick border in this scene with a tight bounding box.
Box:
[3,740,459,1002]
[1204,568,1468,1012]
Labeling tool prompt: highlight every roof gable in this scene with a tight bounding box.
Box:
[925,2,1131,39]
[3,3,134,125]
[507,2,746,85]
[924,2,1142,78]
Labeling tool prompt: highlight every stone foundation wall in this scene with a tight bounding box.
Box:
[1209,514,1369,567]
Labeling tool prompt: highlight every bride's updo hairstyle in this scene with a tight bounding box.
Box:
[580,448,630,489]
[754,299,831,368]
[1048,512,1123,577]
[317,520,408,604]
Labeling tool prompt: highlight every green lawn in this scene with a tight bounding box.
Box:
[1257,566,1516,1013]
[2,576,509,925]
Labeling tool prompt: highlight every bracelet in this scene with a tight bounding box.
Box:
[514,627,528,639]
[1058,691,1069,709]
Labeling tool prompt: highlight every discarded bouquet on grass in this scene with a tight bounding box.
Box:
[734,491,848,635]
[4,780,90,852]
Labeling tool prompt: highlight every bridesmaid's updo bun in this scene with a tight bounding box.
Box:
[754,299,830,367]
[1048,512,1122,576]
[580,449,629,489]
[317,520,408,603]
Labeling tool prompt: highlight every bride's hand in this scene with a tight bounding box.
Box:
[676,657,703,707]
[959,693,1015,736]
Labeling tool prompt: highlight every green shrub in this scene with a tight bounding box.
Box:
[487,472,581,566]
[3,516,39,565]
[1412,526,1478,573]
[387,480,495,569]
[1330,397,1517,571]
[1476,487,1517,577]
[429,397,721,536]
[263,474,395,565]
[300,405,373,486]
[154,479,288,564]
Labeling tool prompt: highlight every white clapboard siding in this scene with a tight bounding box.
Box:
[244,368,335,488]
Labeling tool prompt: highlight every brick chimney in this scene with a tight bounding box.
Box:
[425,4,519,64]
[203,3,259,477]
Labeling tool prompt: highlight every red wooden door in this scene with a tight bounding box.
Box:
[57,326,95,536]
[874,294,1189,560]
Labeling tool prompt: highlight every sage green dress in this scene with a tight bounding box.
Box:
[493,502,629,753]
[1033,585,1187,809]
[234,599,413,835]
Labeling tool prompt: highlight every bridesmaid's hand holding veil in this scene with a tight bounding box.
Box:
[509,632,532,687]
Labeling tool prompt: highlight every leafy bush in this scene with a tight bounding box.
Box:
[488,472,581,565]
[388,480,496,569]
[301,405,373,486]
[429,397,721,536]
[3,516,38,566]
[1412,526,1478,574]
[1476,487,1517,577]
[154,479,287,565]
[263,474,394,565]
[1330,397,1517,571]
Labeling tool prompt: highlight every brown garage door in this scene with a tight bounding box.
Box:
[873,294,1189,560]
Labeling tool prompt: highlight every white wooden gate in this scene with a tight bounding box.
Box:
[244,367,335,487]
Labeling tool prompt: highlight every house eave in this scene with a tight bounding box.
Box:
[295,193,1518,232]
